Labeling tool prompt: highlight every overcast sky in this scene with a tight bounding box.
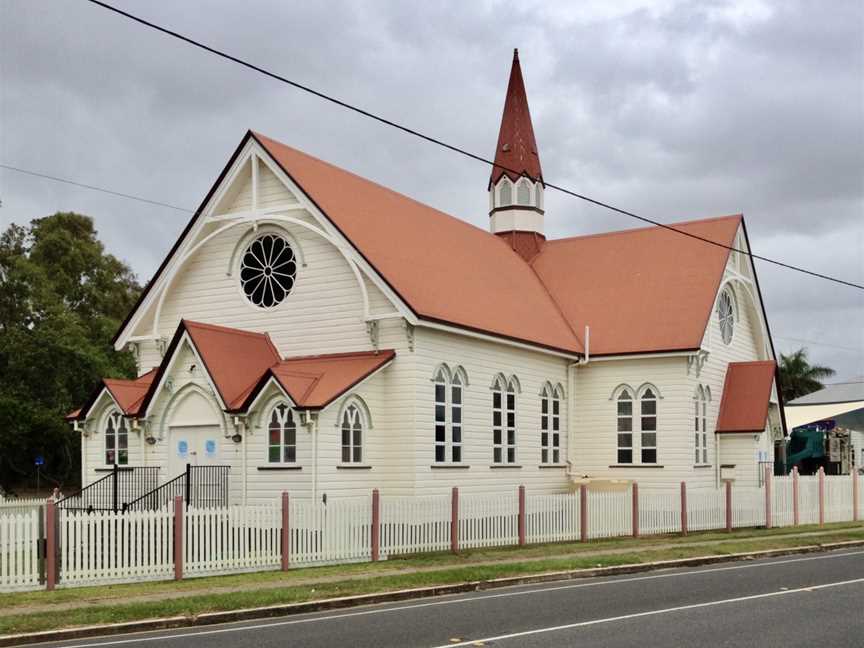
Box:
[1,0,862,379]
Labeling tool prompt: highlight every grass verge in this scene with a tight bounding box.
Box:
[2,522,863,636]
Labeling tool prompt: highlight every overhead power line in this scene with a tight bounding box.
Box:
[0,163,193,213]
[774,335,864,355]
[36,2,864,290]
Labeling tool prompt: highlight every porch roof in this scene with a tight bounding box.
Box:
[716,360,777,433]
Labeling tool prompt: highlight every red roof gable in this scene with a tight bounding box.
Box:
[67,369,157,420]
[237,350,396,410]
[716,361,777,433]
[490,49,542,186]
[532,215,741,356]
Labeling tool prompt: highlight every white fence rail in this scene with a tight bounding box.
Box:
[1,473,862,591]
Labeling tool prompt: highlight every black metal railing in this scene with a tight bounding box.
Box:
[124,464,230,511]
[57,465,160,512]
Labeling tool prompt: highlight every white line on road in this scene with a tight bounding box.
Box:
[432,577,864,647]
[53,550,864,648]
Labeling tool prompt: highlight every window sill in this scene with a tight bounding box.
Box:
[430,464,470,469]
[539,464,568,469]
[94,466,136,472]
[693,464,713,469]
[257,465,302,471]
[337,464,372,470]
[608,464,665,469]
[490,464,522,469]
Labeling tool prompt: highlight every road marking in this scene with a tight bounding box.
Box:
[53,550,864,648]
[432,577,864,647]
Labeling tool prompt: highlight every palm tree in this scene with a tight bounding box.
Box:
[779,348,836,402]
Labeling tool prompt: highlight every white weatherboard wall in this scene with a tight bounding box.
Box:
[412,327,570,496]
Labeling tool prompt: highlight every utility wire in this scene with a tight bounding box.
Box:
[774,335,864,354]
[41,2,864,289]
[0,163,193,213]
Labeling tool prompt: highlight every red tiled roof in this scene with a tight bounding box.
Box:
[490,49,543,186]
[183,320,281,407]
[66,369,158,420]
[531,215,741,356]
[716,361,777,433]
[237,350,396,410]
[254,133,583,355]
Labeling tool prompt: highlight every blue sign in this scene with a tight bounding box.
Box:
[34,455,44,467]
[177,440,189,457]
[205,439,217,457]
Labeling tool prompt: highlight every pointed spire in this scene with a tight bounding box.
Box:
[489,49,543,187]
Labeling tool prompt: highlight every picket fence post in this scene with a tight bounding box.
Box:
[764,465,772,529]
[725,480,732,533]
[281,492,290,571]
[631,483,639,538]
[792,466,800,526]
[518,485,526,546]
[450,487,459,554]
[371,489,380,562]
[174,495,184,581]
[853,473,859,522]
[579,484,588,542]
[45,499,56,591]
[818,467,825,527]
[680,482,688,536]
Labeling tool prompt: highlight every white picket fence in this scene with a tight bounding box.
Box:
[0,497,45,516]
[0,508,41,591]
[2,474,862,591]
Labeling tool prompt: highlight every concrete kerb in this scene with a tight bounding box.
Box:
[2,539,863,647]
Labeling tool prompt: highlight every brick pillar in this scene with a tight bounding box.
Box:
[371,489,380,562]
[725,480,732,533]
[764,464,772,529]
[792,466,800,526]
[518,485,526,546]
[818,466,825,527]
[680,481,688,536]
[45,499,57,591]
[579,484,588,542]
[450,487,459,554]
[631,483,640,538]
[281,492,290,571]
[173,495,184,581]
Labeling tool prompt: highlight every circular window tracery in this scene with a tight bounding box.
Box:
[240,234,296,308]
[717,289,735,345]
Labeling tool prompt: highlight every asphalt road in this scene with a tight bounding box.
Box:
[32,549,864,648]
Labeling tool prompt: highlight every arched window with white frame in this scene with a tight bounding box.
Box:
[268,403,297,464]
[717,287,736,346]
[433,365,464,463]
[640,388,658,464]
[517,179,531,205]
[492,375,518,464]
[541,383,562,464]
[694,386,709,465]
[104,410,129,466]
[498,179,512,207]
[341,402,365,464]
[616,389,634,464]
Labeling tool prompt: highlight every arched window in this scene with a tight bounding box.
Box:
[268,403,296,463]
[433,366,464,463]
[492,375,518,464]
[694,386,709,465]
[517,179,531,205]
[640,388,658,464]
[717,288,735,345]
[341,403,364,464]
[104,411,129,466]
[616,390,633,464]
[498,179,512,206]
[541,384,561,464]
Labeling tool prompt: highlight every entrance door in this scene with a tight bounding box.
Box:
[168,425,222,477]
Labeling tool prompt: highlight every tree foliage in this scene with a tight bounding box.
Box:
[779,347,836,403]
[0,213,141,493]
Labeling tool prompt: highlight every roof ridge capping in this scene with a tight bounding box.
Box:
[545,214,744,245]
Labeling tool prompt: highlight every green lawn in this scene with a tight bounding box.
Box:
[1,522,862,636]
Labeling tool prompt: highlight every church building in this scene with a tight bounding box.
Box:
[69,50,785,504]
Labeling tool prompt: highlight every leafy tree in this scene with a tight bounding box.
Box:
[779,348,836,403]
[0,213,141,493]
